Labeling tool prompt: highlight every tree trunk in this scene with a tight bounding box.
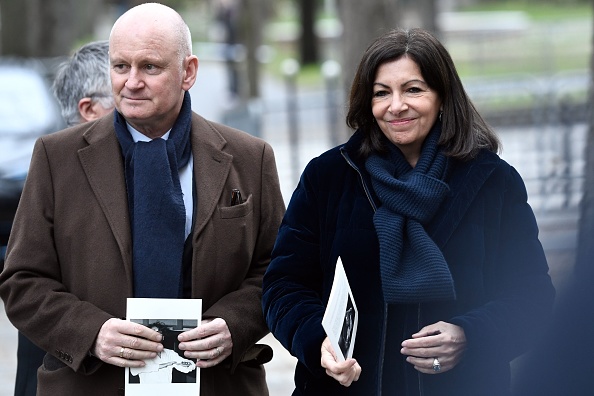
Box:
[0,0,105,57]
[238,0,264,98]
[334,0,401,141]
[336,0,400,94]
[398,0,438,35]
[335,0,438,140]
[299,0,319,65]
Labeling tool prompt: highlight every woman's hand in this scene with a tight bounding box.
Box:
[320,337,361,387]
[400,321,466,374]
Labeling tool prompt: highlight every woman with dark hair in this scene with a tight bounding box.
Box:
[262,28,555,395]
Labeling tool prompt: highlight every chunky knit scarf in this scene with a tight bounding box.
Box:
[114,91,192,298]
[365,124,456,303]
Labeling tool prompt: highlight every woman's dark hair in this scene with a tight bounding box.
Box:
[346,27,500,160]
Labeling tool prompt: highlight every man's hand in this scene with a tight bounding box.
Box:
[92,318,164,368]
[320,337,361,387]
[177,318,233,368]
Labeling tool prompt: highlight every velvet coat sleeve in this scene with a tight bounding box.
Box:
[446,162,555,362]
[262,157,329,378]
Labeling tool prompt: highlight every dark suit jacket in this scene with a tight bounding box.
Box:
[0,111,285,395]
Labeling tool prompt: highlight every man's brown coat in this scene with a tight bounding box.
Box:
[0,112,285,395]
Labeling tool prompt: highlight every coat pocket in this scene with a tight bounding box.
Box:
[219,194,253,219]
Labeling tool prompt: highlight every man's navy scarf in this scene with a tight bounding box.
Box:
[365,123,456,303]
[114,91,192,298]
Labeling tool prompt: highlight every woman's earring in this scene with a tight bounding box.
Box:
[439,111,443,122]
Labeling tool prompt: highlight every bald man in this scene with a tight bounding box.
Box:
[0,3,284,395]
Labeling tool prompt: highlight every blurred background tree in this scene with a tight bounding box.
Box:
[0,0,104,57]
[299,0,319,66]
[0,0,204,58]
[0,0,440,97]
[264,0,439,104]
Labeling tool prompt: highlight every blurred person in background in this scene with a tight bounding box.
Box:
[262,27,555,395]
[514,225,594,394]
[52,40,114,127]
[213,0,240,100]
[0,3,283,395]
[10,39,114,396]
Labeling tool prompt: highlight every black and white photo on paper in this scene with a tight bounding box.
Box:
[322,257,358,361]
[125,298,202,396]
[338,296,355,358]
[128,319,198,384]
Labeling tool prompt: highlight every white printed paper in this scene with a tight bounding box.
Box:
[125,298,202,396]
[321,257,358,361]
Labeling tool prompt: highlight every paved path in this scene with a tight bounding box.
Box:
[0,304,17,395]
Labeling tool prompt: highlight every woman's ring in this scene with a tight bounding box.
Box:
[216,347,222,357]
[432,358,441,372]
[119,347,125,358]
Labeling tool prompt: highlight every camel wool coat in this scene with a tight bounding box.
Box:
[0,111,285,395]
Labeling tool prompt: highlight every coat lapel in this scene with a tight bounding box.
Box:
[77,116,133,288]
[74,114,233,293]
[189,115,233,239]
[428,151,500,249]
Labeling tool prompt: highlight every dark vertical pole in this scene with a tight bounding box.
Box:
[299,0,319,65]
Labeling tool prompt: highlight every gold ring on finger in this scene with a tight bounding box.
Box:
[119,347,125,358]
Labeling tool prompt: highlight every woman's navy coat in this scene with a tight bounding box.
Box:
[262,130,555,395]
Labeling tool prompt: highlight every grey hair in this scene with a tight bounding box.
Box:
[52,40,113,126]
[178,23,193,68]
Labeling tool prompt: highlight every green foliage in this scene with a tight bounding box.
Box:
[263,0,592,88]
[461,0,592,21]
[421,0,593,81]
